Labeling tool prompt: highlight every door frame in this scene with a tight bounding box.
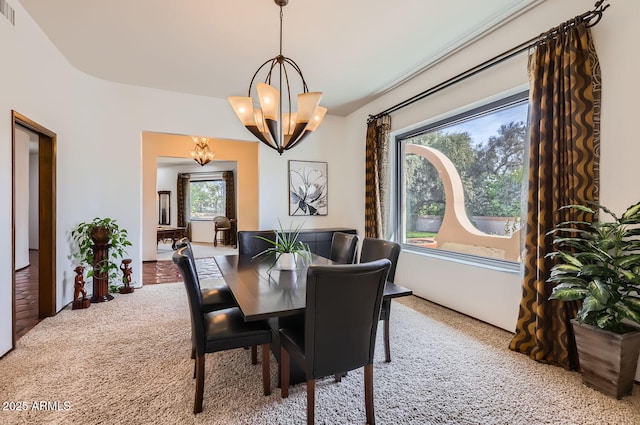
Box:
[11,111,57,347]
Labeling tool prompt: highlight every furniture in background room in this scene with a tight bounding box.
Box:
[157,226,186,249]
[359,237,402,363]
[328,232,359,264]
[173,248,272,414]
[213,216,231,247]
[158,190,171,225]
[279,259,391,425]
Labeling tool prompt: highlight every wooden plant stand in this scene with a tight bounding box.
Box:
[90,241,114,303]
[72,298,90,310]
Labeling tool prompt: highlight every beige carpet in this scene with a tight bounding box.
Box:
[2,281,640,424]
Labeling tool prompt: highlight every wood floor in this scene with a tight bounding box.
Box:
[14,250,39,340]
[14,252,222,341]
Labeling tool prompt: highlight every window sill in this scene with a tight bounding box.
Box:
[401,245,522,274]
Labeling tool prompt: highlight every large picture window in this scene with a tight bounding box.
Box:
[396,91,529,266]
[189,179,225,220]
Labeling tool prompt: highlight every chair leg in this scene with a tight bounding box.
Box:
[364,364,376,425]
[191,346,196,379]
[262,343,271,396]
[364,364,374,425]
[307,379,315,425]
[214,230,218,247]
[334,373,341,383]
[251,345,258,365]
[280,347,290,398]
[384,318,391,363]
[194,354,205,414]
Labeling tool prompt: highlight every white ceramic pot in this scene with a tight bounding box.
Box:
[277,253,297,270]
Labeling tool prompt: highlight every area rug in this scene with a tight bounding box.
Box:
[1,281,639,424]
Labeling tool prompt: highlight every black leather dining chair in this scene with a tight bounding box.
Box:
[237,230,277,256]
[329,232,359,264]
[174,238,241,363]
[173,247,273,414]
[279,259,391,425]
[359,237,401,363]
[174,237,236,312]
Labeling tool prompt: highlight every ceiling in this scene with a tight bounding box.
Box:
[20,0,543,117]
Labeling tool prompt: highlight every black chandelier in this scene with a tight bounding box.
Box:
[228,0,326,155]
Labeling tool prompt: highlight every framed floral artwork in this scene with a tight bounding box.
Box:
[288,160,328,216]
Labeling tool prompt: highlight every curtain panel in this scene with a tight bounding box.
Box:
[223,171,237,246]
[364,115,391,238]
[176,173,191,239]
[509,23,601,369]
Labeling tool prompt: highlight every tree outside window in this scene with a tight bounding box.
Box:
[399,94,529,263]
[190,180,225,220]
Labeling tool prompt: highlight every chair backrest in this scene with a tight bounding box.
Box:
[173,247,206,354]
[213,216,231,228]
[174,237,195,264]
[359,237,401,283]
[304,259,391,378]
[237,230,277,256]
[329,232,359,264]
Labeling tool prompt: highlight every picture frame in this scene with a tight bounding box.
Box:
[288,160,328,216]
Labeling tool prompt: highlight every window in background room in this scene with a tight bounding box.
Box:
[396,91,529,267]
[189,179,225,220]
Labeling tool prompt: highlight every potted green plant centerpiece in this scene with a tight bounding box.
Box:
[71,217,133,301]
[254,221,311,270]
[547,201,640,398]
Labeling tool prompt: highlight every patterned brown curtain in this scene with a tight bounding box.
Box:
[365,115,391,238]
[223,171,237,246]
[509,23,601,369]
[176,173,191,239]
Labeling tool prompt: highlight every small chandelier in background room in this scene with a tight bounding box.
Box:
[190,137,214,166]
[228,0,327,155]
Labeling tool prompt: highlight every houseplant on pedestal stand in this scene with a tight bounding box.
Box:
[71,217,132,302]
[548,201,640,398]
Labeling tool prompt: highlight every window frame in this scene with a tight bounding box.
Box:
[393,90,529,273]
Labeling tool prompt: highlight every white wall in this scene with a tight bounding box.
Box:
[29,152,39,249]
[13,127,29,270]
[0,1,343,355]
[2,0,638,368]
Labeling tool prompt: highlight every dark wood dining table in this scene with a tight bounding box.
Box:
[214,253,413,384]
[214,253,413,322]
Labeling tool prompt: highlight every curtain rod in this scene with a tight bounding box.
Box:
[367,0,610,124]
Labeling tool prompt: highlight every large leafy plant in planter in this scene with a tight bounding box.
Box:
[71,217,132,286]
[547,201,640,398]
[547,202,640,332]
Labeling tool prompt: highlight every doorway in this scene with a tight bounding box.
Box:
[12,111,56,347]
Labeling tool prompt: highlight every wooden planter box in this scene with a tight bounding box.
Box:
[571,319,640,399]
